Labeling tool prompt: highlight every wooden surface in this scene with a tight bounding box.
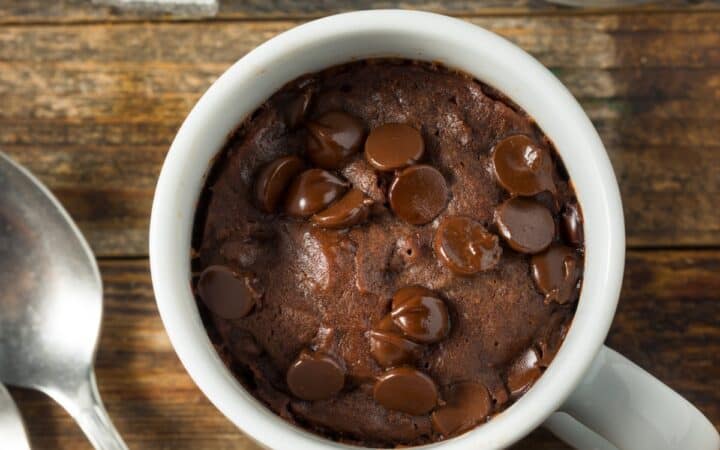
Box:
[1,1,718,448]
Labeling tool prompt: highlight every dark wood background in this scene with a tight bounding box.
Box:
[1,0,719,448]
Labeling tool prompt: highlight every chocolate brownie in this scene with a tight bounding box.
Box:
[191,59,584,447]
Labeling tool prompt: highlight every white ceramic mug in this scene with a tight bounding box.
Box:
[149,10,719,450]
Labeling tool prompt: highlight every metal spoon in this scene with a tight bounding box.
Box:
[0,152,127,450]
[0,382,31,450]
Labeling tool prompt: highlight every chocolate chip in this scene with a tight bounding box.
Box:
[391,286,450,344]
[495,197,555,254]
[431,382,491,437]
[311,188,373,229]
[365,123,424,171]
[389,165,448,225]
[373,367,438,415]
[254,155,306,213]
[284,169,348,217]
[434,216,502,275]
[369,316,423,368]
[197,266,261,319]
[506,348,542,397]
[306,111,366,169]
[284,90,313,128]
[561,202,584,247]
[531,244,582,304]
[286,350,346,401]
[492,135,555,196]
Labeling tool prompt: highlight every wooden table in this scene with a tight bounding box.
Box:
[1,1,718,448]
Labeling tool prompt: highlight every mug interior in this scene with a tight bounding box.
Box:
[150,10,625,450]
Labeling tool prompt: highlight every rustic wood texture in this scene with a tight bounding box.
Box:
[2,12,720,256]
[8,251,719,449]
[1,2,719,449]
[2,0,720,24]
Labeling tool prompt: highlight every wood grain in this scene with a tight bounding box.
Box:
[1,12,719,255]
[2,0,720,24]
[8,250,718,449]
[1,3,718,449]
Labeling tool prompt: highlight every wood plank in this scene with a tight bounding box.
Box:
[8,250,719,448]
[3,16,720,68]
[0,13,718,256]
[1,0,719,24]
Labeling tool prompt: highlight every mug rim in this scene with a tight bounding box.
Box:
[150,10,625,449]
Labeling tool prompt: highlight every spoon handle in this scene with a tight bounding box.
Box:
[50,370,128,450]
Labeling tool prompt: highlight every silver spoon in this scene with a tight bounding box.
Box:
[0,152,127,450]
[0,382,31,450]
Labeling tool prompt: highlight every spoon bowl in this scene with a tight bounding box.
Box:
[0,152,127,450]
[0,382,30,450]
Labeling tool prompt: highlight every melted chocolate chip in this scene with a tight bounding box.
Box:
[492,135,556,196]
[255,155,306,213]
[284,90,313,128]
[284,169,349,217]
[561,202,584,247]
[389,165,448,225]
[306,111,366,169]
[369,316,423,368]
[197,266,261,319]
[373,367,438,415]
[391,286,450,344]
[531,244,581,304]
[286,350,346,401]
[506,348,542,397]
[495,197,555,254]
[434,216,502,275]
[311,188,373,229]
[365,123,424,171]
[431,382,492,437]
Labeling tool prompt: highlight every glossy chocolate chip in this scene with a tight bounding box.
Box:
[495,197,555,254]
[506,348,542,397]
[311,188,373,229]
[284,90,312,128]
[284,169,349,218]
[431,382,492,437]
[389,165,448,225]
[254,155,306,213]
[306,111,366,169]
[369,316,423,368]
[373,367,438,415]
[434,216,502,275]
[197,266,262,319]
[365,123,424,171]
[286,350,345,401]
[492,135,556,196]
[531,244,581,304]
[561,202,584,247]
[391,286,450,344]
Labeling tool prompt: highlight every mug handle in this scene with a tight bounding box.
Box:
[544,346,719,450]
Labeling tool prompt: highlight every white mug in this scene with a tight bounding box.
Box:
[149,10,719,450]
